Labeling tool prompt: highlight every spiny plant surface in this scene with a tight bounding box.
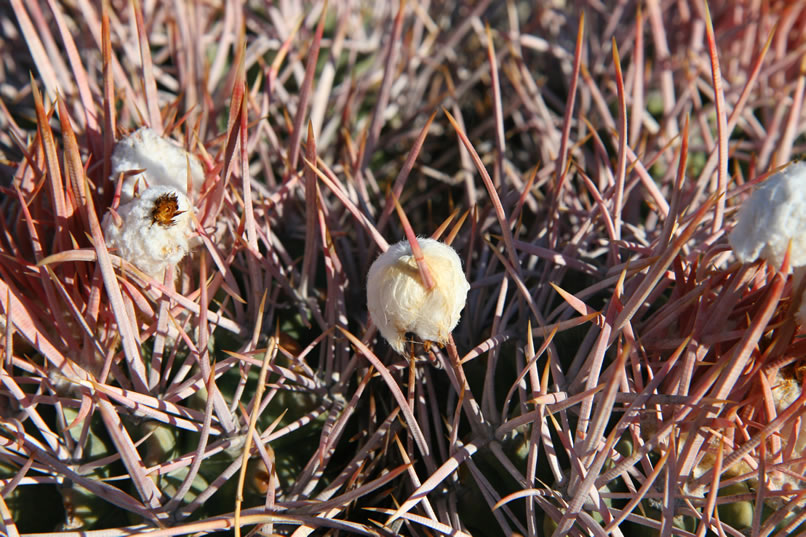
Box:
[1,1,806,536]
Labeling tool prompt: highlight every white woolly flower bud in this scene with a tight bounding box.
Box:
[729,161,806,270]
[110,127,204,203]
[103,186,194,278]
[729,162,806,324]
[367,238,470,354]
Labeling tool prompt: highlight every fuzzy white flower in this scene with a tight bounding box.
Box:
[103,186,194,277]
[366,238,470,354]
[729,161,806,270]
[110,127,204,204]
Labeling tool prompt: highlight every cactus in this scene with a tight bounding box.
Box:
[1,2,806,536]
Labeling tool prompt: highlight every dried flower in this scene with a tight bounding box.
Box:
[110,127,204,203]
[150,192,185,227]
[366,238,470,354]
[729,161,806,270]
[103,186,194,277]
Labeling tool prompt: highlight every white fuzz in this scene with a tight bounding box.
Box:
[366,238,470,354]
[770,369,806,458]
[110,127,204,203]
[103,186,194,278]
[729,161,806,270]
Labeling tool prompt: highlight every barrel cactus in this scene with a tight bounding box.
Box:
[1,2,805,536]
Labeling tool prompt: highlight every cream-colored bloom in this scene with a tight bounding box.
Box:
[367,238,470,354]
[103,186,194,278]
[110,127,204,204]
